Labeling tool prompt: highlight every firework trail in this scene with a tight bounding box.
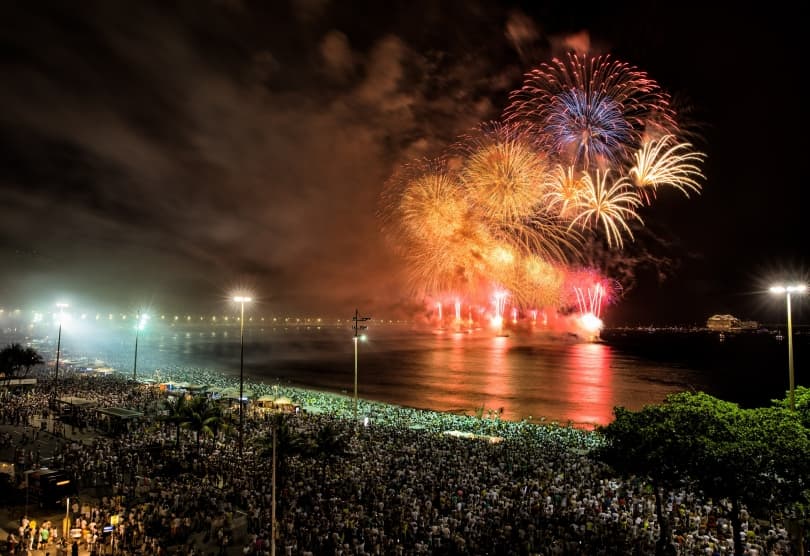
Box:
[492,290,508,329]
[574,283,605,318]
[628,134,706,203]
[566,270,616,336]
[543,164,587,218]
[566,170,643,249]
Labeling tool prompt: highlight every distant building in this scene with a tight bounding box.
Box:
[707,314,739,330]
[706,314,758,331]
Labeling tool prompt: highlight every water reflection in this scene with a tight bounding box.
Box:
[26,323,725,427]
[420,331,469,412]
[483,335,512,415]
[565,342,613,426]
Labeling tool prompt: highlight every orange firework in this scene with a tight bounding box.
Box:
[494,210,580,266]
[406,226,493,298]
[399,170,467,243]
[386,162,497,297]
[458,122,549,223]
[567,170,643,249]
[510,254,567,310]
[543,164,589,218]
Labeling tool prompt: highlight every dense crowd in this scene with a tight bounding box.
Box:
[0,365,801,555]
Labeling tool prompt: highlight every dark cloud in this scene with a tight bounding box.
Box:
[0,0,512,316]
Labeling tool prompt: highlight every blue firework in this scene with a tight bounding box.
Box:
[505,53,678,171]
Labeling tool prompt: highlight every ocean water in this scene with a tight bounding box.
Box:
[9,320,805,427]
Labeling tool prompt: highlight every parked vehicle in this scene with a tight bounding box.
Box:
[23,467,76,508]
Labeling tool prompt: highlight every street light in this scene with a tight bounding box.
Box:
[64,496,71,543]
[54,302,69,393]
[352,309,371,422]
[132,312,149,382]
[770,283,807,411]
[234,295,252,457]
[270,415,278,556]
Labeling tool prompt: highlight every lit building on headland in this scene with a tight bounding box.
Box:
[706,314,758,331]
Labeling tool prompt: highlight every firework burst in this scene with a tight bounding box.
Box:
[628,134,706,202]
[543,164,588,218]
[566,170,643,249]
[381,160,480,297]
[510,254,567,310]
[458,122,549,222]
[505,53,678,171]
[399,168,466,242]
[381,51,706,325]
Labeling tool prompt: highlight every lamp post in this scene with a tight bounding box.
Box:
[64,496,70,543]
[132,312,149,382]
[24,471,29,519]
[54,302,69,393]
[234,296,252,457]
[770,283,807,411]
[270,416,278,556]
[352,309,370,422]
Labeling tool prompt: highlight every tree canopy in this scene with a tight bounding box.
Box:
[0,343,44,378]
[773,385,810,429]
[597,391,810,556]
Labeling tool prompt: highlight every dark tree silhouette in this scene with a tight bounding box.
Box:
[0,343,44,380]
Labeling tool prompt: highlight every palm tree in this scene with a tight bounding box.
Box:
[205,402,230,452]
[309,422,347,491]
[0,343,44,381]
[253,413,310,554]
[181,395,223,454]
[20,346,44,377]
[160,395,190,447]
[254,414,308,485]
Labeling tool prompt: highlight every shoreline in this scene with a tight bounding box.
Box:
[63,359,606,434]
[152,363,605,431]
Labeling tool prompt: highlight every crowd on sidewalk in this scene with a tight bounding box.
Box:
[0,367,801,555]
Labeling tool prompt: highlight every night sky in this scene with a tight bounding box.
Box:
[1,0,807,326]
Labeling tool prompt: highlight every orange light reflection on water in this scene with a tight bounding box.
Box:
[423,331,469,412]
[565,342,613,426]
[482,335,512,414]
